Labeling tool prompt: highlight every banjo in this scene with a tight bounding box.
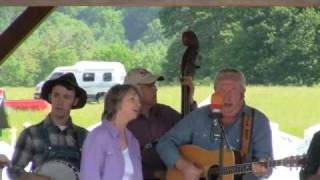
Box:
[34,160,79,180]
[0,154,10,180]
[0,154,79,180]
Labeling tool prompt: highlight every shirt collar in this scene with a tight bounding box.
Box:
[43,114,74,130]
[220,102,247,128]
[102,119,134,140]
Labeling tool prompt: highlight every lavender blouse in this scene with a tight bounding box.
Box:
[80,120,143,180]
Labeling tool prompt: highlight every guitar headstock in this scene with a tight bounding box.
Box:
[281,155,306,167]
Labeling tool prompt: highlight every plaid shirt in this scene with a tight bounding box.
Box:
[8,115,88,179]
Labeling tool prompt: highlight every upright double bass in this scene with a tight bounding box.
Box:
[180,31,200,117]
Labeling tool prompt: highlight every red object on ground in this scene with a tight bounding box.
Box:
[4,99,50,111]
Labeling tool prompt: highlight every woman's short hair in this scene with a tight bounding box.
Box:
[213,68,246,90]
[101,84,140,121]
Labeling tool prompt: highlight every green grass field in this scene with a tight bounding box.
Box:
[1,85,320,143]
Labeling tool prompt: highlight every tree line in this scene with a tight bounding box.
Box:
[0,7,319,86]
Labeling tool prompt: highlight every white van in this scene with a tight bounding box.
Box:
[34,61,126,102]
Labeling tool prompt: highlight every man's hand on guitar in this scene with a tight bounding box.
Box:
[252,161,268,177]
[176,158,202,180]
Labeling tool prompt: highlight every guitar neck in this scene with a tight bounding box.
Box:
[210,159,292,175]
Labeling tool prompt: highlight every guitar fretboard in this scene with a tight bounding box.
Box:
[209,159,296,175]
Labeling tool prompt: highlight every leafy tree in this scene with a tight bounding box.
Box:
[141,19,167,44]
[64,7,126,44]
[33,12,95,81]
[92,42,137,69]
[159,7,320,85]
[0,33,42,86]
[122,8,161,42]
[0,7,24,32]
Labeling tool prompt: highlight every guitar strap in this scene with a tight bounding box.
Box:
[240,107,255,162]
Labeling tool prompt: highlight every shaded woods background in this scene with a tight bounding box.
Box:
[0,7,319,86]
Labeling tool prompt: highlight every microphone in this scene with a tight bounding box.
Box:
[210,93,223,121]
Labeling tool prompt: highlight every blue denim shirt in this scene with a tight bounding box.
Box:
[80,120,143,180]
[156,104,273,180]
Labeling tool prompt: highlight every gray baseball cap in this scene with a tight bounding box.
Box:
[124,68,164,85]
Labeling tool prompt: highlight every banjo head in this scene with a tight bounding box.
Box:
[35,160,79,180]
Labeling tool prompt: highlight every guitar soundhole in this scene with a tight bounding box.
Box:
[207,165,219,180]
[208,174,219,180]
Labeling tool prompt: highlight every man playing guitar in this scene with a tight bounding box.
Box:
[157,68,273,180]
[8,73,88,180]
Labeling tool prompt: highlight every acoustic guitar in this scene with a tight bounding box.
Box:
[166,145,305,180]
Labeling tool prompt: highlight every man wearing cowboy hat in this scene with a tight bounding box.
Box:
[8,73,88,180]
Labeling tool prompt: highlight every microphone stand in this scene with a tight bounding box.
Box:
[211,114,232,180]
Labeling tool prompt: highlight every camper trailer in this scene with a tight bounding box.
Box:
[34,61,126,102]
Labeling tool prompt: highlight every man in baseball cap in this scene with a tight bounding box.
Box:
[126,68,195,180]
[124,68,164,85]
[124,68,164,113]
